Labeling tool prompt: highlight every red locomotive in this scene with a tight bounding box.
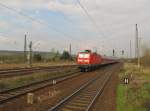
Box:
[77,50,103,71]
[77,50,117,71]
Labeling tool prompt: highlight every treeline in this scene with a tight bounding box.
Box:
[33,50,74,62]
[0,50,75,64]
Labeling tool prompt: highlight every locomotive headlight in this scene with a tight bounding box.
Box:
[84,59,89,63]
[78,59,83,62]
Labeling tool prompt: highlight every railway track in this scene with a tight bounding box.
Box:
[0,65,78,78]
[0,70,82,105]
[48,64,119,111]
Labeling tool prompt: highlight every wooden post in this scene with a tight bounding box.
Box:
[27,93,34,104]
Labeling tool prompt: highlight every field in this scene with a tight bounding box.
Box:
[0,61,76,69]
[0,50,75,69]
[117,63,150,111]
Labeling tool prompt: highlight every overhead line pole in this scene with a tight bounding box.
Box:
[135,24,138,58]
[24,34,27,64]
[135,24,140,68]
[29,41,33,68]
[130,40,132,58]
[69,44,72,60]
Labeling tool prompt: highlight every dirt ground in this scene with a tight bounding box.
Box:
[92,66,120,111]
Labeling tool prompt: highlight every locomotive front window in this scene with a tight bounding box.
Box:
[79,53,90,58]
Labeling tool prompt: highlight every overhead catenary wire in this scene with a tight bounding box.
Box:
[0,2,84,51]
[0,3,96,53]
[0,1,107,41]
[0,1,113,53]
[0,32,65,50]
[0,2,78,41]
[76,0,130,56]
[75,0,111,54]
[0,1,109,53]
[76,0,107,39]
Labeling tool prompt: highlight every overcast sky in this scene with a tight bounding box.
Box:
[0,0,150,56]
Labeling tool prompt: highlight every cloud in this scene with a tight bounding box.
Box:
[0,35,15,44]
[0,21,12,29]
[33,40,48,50]
[0,0,150,56]
[47,1,81,16]
[0,0,48,9]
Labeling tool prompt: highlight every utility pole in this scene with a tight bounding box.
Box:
[135,24,140,68]
[29,41,33,68]
[69,44,72,59]
[24,34,27,64]
[121,50,125,58]
[113,49,115,57]
[135,24,138,58]
[138,37,141,67]
[130,40,132,58]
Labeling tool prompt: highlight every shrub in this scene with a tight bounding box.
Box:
[33,54,42,62]
[61,51,70,60]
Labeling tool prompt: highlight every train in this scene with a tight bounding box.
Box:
[77,50,117,72]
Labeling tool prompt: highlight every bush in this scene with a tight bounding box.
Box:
[33,54,42,62]
[61,51,70,60]
[141,47,150,66]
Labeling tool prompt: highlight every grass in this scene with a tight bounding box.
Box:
[0,68,78,92]
[117,63,150,111]
[0,61,76,69]
[117,84,127,111]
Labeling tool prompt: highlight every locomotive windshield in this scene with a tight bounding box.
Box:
[78,53,90,58]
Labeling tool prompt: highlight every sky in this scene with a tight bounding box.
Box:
[0,0,150,57]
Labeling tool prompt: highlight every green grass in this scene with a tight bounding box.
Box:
[117,85,149,111]
[117,63,150,111]
[117,84,127,111]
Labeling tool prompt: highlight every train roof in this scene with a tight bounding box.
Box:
[79,50,91,53]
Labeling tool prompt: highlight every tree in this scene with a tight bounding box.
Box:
[61,51,70,60]
[33,53,42,61]
[51,50,60,61]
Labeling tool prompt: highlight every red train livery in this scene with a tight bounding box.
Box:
[77,50,103,71]
[77,50,117,71]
